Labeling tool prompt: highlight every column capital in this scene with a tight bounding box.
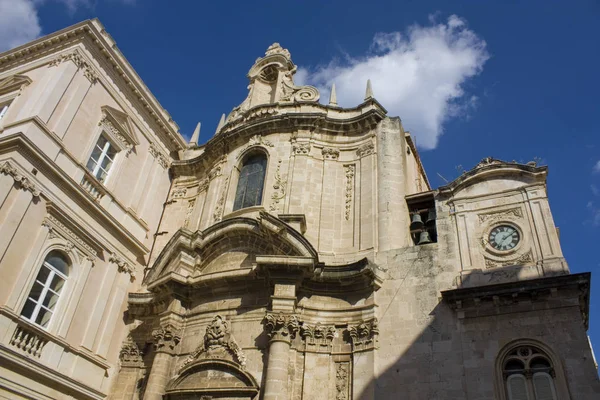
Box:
[152,323,181,354]
[264,312,300,343]
[119,335,144,368]
[348,318,379,351]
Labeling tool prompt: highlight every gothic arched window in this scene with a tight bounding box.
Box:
[20,250,70,328]
[502,345,558,400]
[233,153,267,211]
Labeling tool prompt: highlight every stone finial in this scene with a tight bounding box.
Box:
[364,79,374,100]
[329,83,338,106]
[189,122,201,146]
[215,113,226,134]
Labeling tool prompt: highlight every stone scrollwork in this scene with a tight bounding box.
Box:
[49,50,98,84]
[183,315,246,369]
[247,134,274,148]
[264,312,300,342]
[322,147,340,160]
[348,318,379,351]
[484,251,534,269]
[269,160,287,212]
[478,207,523,223]
[280,70,320,103]
[99,115,133,155]
[110,253,135,281]
[152,323,181,353]
[0,161,41,197]
[356,142,374,158]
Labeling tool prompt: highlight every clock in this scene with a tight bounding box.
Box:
[488,225,520,251]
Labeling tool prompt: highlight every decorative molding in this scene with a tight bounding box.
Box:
[322,147,340,160]
[119,335,144,368]
[269,160,287,212]
[484,251,534,269]
[478,207,523,223]
[80,174,104,202]
[110,253,135,281]
[344,164,355,221]
[48,50,98,84]
[42,215,98,259]
[152,323,181,353]
[198,178,209,193]
[149,143,170,169]
[213,177,228,223]
[98,115,133,155]
[0,161,41,197]
[0,74,32,96]
[348,318,378,351]
[292,142,310,155]
[264,312,300,343]
[335,362,350,400]
[183,315,246,369]
[356,142,374,158]
[171,187,187,199]
[246,134,274,148]
[208,158,226,180]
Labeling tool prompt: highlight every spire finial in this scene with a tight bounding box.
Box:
[364,79,374,100]
[215,114,226,134]
[189,122,201,146]
[329,83,338,106]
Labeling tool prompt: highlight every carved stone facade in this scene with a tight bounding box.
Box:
[0,20,598,400]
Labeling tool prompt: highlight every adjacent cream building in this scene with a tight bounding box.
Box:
[0,19,598,400]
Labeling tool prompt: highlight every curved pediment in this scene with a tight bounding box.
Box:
[438,158,547,197]
[165,359,259,400]
[145,211,318,286]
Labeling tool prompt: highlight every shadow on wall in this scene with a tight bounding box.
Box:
[355,260,600,400]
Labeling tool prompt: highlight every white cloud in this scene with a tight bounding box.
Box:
[0,0,42,52]
[593,160,600,173]
[296,15,489,149]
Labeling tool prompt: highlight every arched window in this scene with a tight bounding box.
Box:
[233,153,267,211]
[503,345,558,400]
[20,250,70,328]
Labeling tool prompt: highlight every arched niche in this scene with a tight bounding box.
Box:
[165,359,259,400]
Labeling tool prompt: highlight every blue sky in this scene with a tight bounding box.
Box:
[2,1,600,350]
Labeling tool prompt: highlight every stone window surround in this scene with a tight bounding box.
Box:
[494,339,571,400]
[226,146,271,216]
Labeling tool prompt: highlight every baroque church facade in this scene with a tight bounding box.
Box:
[0,18,598,400]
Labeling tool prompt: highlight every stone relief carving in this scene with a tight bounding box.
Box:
[322,147,340,160]
[348,318,379,350]
[183,199,195,228]
[247,134,274,148]
[212,177,229,223]
[335,362,350,400]
[484,251,534,269]
[264,312,300,342]
[99,115,133,154]
[49,51,98,84]
[280,70,320,102]
[183,315,246,369]
[198,178,210,193]
[478,207,523,223]
[120,335,144,367]
[265,42,291,58]
[0,161,41,197]
[300,322,336,348]
[208,158,226,180]
[344,164,355,221]
[269,160,287,212]
[110,253,135,281]
[356,143,374,158]
[292,142,310,155]
[171,187,187,199]
[149,143,169,169]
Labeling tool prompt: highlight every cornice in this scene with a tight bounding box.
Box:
[0,19,186,152]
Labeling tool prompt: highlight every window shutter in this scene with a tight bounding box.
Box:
[507,375,530,400]
[532,373,557,400]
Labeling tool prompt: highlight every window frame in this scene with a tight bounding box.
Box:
[20,250,70,330]
[86,133,118,183]
[232,150,269,212]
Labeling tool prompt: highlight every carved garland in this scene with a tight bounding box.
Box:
[49,51,99,84]
[269,160,287,212]
[0,161,41,197]
[213,177,229,223]
[344,164,355,221]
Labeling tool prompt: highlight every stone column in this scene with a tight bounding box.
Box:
[263,312,300,400]
[144,323,181,400]
[348,318,379,400]
[110,335,145,400]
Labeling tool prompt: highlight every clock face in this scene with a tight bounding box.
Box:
[488,225,520,251]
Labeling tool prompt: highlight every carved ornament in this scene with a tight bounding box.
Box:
[478,207,523,223]
[98,114,133,154]
[110,253,135,281]
[183,315,246,369]
[269,160,287,212]
[171,187,187,199]
[322,147,340,160]
[42,215,98,260]
[49,51,98,84]
[292,142,310,155]
[348,318,378,350]
[0,161,41,197]
[213,177,228,223]
[344,164,355,221]
[183,199,196,228]
[264,312,300,343]
[356,143,374,158]
[120,335,144,367]
[149,143,170,169]
[152,323,181,353]
[484,251,534,269]
[300,322,336,349]
[335,362,350,400]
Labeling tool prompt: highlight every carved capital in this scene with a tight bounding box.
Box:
[264,312,300,343]
[322,147,340,160]
[292,142,310,155]
[300,322,336,350]
[120,335,144,368]
[356,142,374,158]
[348,318,378,351]
[152,324,181,353]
